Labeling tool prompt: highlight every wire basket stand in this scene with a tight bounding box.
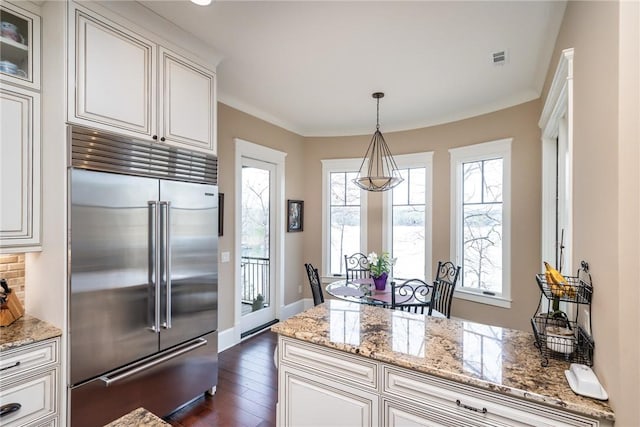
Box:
[530,261,594,367]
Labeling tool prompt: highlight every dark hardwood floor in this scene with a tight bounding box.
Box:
[166,330,278,427]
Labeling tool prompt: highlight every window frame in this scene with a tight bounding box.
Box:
[382,152,433,282]
[449,138,512,308]
[321,158,368,279]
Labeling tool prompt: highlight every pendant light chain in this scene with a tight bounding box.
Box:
[376,96,380,131]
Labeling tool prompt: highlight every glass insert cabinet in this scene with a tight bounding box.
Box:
[0,1,40,90]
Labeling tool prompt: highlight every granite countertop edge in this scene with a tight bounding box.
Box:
[272,312,615,422]
[0,314,62,352]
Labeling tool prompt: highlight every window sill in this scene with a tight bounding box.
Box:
[321,275,345,285]
[454,289,511,309]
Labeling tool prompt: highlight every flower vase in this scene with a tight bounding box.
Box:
[373,272,388,290]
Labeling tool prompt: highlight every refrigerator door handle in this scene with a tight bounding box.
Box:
[98,338,207,387]
[148,201,161,333]
[160,201,172,329]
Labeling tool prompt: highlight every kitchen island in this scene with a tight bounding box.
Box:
[272,300,614,426]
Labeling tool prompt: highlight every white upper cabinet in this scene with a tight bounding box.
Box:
[159,48,216,153]
[68,3,217,155]
[72,11,156,137]
[0,84,41,252]
[0,2,40,91]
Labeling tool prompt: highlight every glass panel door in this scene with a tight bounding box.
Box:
[240,158,276,334]
[0,3,34,85]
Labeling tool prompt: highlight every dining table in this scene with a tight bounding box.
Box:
[325,279,445,318]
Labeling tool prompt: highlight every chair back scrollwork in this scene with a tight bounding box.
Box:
[391,279,433,315]
[344,253,371,281]
[305,263,324,306]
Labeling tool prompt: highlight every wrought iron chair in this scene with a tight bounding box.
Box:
[304,263,324,306]
[390,279,433,314]
[344,253,370,281]
[429,261,461,318]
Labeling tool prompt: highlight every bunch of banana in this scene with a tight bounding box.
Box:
[543,262,577,299]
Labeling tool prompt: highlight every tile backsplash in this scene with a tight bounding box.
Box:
[0,254,25,305]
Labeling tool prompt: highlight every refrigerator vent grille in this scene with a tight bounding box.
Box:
[70,126,218,185]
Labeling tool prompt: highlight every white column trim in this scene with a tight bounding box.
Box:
[539,48,574,270]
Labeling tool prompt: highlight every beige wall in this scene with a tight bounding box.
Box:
[304,100,542,332]
[217,103,306,331]
[542,1,639,424]
[617,1,640,423]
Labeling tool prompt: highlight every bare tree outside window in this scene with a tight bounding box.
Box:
[392,168,426,279]
[461,159,503,293]
[241,166,271,309]
[329,171,361,275]
[242,167,270,259]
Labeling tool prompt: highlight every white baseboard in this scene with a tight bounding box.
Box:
[280,298,313,320]
[218,326,238,352]
[218,298,312,352]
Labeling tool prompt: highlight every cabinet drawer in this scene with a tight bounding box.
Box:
[0,339,58,380]
[383,366,600,427]
[280,338,378,390]
[0,368,57,427]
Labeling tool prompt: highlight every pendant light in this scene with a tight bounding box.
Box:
[353,92,404,192]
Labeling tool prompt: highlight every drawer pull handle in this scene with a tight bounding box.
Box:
[100,338,206,386]
[456,399,487,414]
[0,361,20,372]
[0,403,21,417]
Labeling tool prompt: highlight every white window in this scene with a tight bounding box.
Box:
[383,152,433,281]
[450,139,512,308]
[322,159,367,277]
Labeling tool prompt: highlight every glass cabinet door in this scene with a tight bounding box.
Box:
[0,2,40,90]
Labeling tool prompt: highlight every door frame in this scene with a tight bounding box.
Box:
[234,138,286,341]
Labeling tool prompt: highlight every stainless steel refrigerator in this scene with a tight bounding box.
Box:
[68,127,218,427]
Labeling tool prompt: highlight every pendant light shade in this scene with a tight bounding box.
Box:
[353,92,404,192]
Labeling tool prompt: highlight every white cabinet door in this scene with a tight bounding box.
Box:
[0,85,40,251]
[71,8,156,138]
[279,367,379,427]
[0,368,57,427]
[159,48,216,154]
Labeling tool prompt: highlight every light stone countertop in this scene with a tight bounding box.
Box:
[0,314,62,351]
[104,407,169,426]
[271,300,614,422]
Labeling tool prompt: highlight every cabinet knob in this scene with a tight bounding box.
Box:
[152,135,158,140]
[160,137,166,142]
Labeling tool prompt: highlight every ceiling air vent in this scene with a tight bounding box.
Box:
[492,50,507,65]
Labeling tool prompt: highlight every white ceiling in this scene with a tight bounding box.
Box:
[141,1,566,137]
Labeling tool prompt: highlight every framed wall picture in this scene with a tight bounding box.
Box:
[218,193,224,236]
[287,200,303,232]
